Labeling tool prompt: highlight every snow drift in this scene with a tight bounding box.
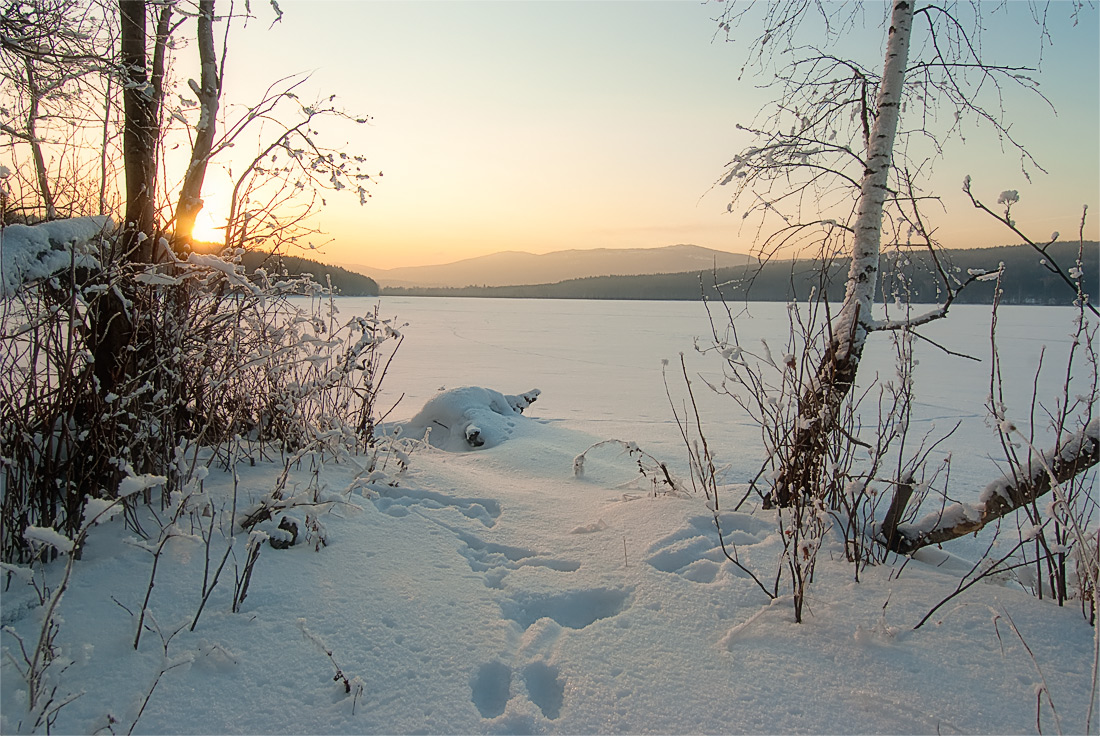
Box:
[398,386,541,451]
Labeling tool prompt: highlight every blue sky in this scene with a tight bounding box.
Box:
[191,1,1100,269]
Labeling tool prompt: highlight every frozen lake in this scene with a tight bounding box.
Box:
[337,296,1090,497]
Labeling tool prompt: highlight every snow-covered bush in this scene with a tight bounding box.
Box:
[0,228,402,564]
[0,216,112,296]
[172,257,403,459]
[2,1,390,727]
[0,221,147,562]
[689,293,903,621]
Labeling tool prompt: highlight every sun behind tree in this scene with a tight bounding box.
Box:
[189,204,226,249]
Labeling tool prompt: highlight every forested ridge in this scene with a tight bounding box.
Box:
[380,242,1098,303]
[238,250,379,296]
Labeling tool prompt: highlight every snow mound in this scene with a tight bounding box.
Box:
[400,386,541,451]
[0,216,113,295]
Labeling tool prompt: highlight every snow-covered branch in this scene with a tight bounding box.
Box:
[866,263,1003,333]
[889,418,1099,554]
[0,216,113,296]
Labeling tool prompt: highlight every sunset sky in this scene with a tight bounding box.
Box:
[192,1,1100,270]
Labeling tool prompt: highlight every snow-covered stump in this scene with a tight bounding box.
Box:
[399,387,540,451]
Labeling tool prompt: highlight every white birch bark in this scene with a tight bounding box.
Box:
[836,0,914,366]
[772,0,915,505]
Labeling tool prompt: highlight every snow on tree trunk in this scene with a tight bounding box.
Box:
[771,0,914,506]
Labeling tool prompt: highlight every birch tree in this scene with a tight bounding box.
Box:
[714,0,1094,508]
[704,0,1098,605]
[768,0,915,509]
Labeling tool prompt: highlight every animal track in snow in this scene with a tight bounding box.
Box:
[522,662,565,720]
[471,661,512,719]
[646,534,720,575]
[646,513,772,583]
[469,660,566,721]
[370,486,501,527]
[703,512,775,546]
[447,527,580,588]
[499,587,632,630]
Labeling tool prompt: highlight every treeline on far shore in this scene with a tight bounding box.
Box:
[239,251,379,296]
[379,242,1099,305]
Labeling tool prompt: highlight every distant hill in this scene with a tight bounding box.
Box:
[379,242,1098,306]
[239,251,379,296]
[342,244,753,288]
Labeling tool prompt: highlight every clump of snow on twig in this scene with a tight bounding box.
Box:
[22,525,75,554]
[118,472,168,498]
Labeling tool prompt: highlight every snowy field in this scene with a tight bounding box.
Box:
[374,298,1086,496]
[2,297,1096,734]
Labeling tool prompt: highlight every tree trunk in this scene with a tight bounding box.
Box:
[91,1,171,394]
[770,0,914,506]
[99,72,114,217]
[119,0,160,262]
[24,59,56,220]
[173,0,219,255]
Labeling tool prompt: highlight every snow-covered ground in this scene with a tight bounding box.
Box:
[2,298,1095,734]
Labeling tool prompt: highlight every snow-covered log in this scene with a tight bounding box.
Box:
[400,386,540,451]
[0,216,112,296]
[889,418,1099,554]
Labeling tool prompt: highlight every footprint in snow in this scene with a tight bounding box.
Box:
[699,511,775,542]
[522,662,565,720]
[446,525,580,588]
[369,486,502,527]
[499,587,632,630]
[470,660,566,721]
[470,587,630,721]
[646,513,772,584]
[471,661,512,719]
